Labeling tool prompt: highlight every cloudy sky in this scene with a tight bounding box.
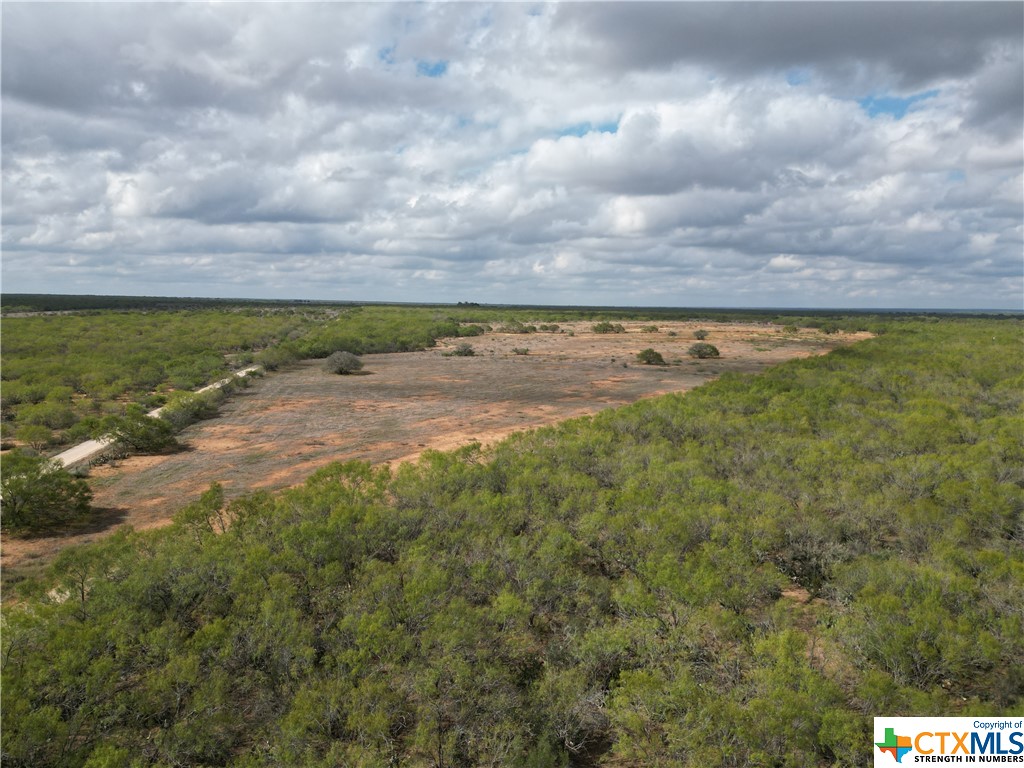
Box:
[3,2,1022,309]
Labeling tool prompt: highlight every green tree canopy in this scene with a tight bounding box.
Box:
[636,348,667,365]
[101,405,178,454]
[0,449,92,530]
[687,342,720,359]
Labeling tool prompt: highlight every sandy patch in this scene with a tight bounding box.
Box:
[2,321,867,580]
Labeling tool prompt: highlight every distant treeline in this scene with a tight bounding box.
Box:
[2,318,1021,767]
[4,292,1018,320]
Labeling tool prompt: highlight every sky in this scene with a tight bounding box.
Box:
[2,2,1022,309]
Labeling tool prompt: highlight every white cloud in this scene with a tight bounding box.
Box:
[768,255,807,271]
[1,2,1021,309]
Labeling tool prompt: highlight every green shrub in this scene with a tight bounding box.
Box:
[500,320,535,334]
[19,402,77,430]
[323,351,364,375]
[636,348,667,365]
[255,343,301,371]
[159,391,222,430]
[693,329,709,340]
[448,343,476,357]
[592,322,625,334]
[0,449,92,530]
[687,342,720,359]
[101,405,178,454]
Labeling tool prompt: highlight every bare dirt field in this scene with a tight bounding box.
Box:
[2,321,869,583]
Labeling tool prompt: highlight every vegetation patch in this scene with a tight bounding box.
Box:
[688,342,721,358]
[0,450,93,531]
[322,350,363,375]
[2,318,1020,766]
[636,348,667,365]
[591,321,626,334]
[444,342,476,357]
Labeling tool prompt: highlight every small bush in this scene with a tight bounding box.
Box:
[688,342,720,359]
[446,343,476,357]
[641,325,659,333]
[592,322,625,334]
[160,391,222,430]
[499,320,534,334]
[693,329,709,340]
[323,351,364,375]
[512,348,530,356]
[636,348,667,365]
[256,343,300,371]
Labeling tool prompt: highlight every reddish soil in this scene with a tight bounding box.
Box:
[1,321,868,585]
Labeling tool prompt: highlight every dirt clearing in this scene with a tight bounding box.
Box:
[2,321,868,581]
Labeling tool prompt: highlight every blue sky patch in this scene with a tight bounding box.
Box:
[557,120,619,138]
[785,68,811,86]
[859,89,939,119]
[416,59,448,78]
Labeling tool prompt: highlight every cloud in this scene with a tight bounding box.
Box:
[553,2,1023,89]
[2,2,1021,309]
[768,255,807,271]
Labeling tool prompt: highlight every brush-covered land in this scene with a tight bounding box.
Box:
[0,303,491,451]
[0,295,880,454]
[2,313,1021,767]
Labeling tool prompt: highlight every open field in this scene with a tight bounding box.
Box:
[1,321,866,581]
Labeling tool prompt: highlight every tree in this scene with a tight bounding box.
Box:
[0,449,92,529]
[636,349,666,365]
[687,343,720,359]
[102,405,178,454]
[693,329,709,340]
[16,424,53,451]
[323,350,364,375]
